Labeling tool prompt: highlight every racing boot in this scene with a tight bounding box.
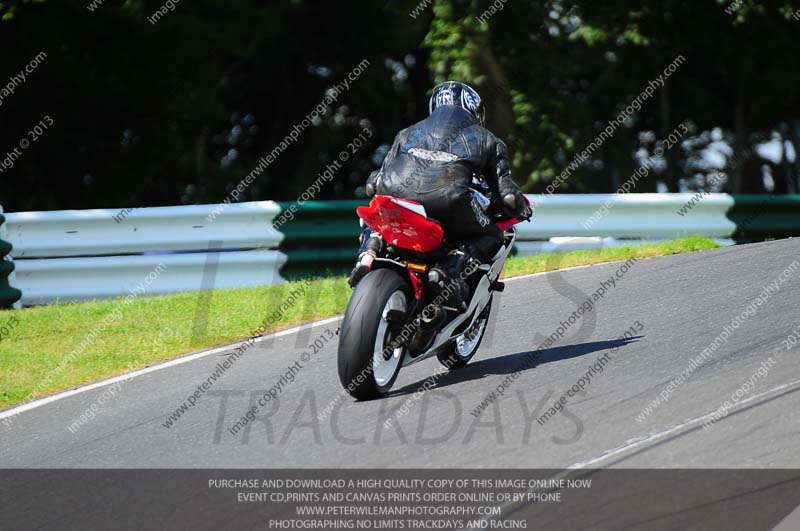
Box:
[429,245,481,313]
[427,267,467,314]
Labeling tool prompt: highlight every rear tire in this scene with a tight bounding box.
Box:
[338,268,410,399]
[436,297,491,370]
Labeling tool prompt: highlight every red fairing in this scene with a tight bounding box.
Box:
[495,218,520,231]
[357,195,444,253]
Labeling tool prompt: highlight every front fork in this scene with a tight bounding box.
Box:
[358,225,425,300]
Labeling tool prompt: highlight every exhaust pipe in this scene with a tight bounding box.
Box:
[408,304,445,355]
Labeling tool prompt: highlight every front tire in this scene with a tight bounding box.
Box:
[338,268,410,399]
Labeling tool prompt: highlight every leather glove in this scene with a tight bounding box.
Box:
[503,192,532,220]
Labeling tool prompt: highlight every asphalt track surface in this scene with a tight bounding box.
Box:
[2,238,800,469]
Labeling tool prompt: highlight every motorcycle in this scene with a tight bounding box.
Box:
[337,186,529,399]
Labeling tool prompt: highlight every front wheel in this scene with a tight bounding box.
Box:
[437,297,492,370]
[338,269,410,399]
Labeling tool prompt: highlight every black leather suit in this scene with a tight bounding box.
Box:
[367,106,524,262]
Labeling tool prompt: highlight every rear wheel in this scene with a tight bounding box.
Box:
[436,297,491,370]
[338,269,410,399]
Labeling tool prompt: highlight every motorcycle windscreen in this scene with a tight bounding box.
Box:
[357,195,444,253]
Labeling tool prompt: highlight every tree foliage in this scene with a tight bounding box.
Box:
[1,0,798,212]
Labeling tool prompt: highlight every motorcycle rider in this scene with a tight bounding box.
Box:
[349,81,531,308]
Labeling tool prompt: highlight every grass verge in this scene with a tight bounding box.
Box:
[0,237,720,409]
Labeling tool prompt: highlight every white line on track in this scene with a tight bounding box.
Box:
[461,376,800,530]
[0,316,342,422]
[567,376,800,469]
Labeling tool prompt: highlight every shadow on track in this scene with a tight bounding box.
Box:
[388,336,642,397]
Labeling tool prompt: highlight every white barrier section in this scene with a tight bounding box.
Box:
[6,202,286,305]
[515,193,736,255]
[6,194,740,305]
[6,201,283,258]
[14,252,285,305]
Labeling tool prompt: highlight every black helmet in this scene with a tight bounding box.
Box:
[429,81,485,126]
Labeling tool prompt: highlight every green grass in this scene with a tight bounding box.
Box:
[0,237,720,409]
[501,236,721,278]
